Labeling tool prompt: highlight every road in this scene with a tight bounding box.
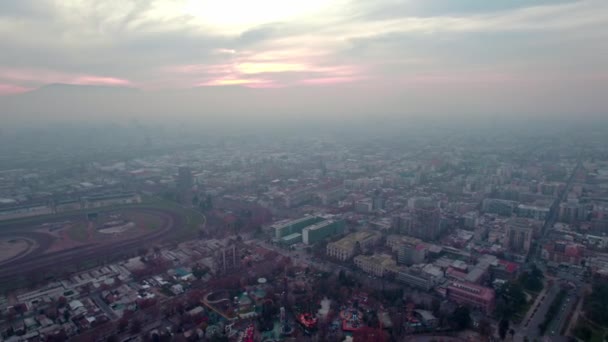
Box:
[547,289,577,337]
[536,159,583,252]
[519,280,551,327]
[515,159,583,342]
[515,284,559,341]
[92,292,119,320]
[565,284,590,336]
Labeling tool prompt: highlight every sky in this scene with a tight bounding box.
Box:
[0,0,607,120]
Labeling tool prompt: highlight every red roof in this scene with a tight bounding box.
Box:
[448,281,495,301]
[498,259,519,273]
[415,243,427,251]
[446,267,467,279]
[565,245,581,257]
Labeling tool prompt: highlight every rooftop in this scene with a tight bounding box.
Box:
[330,231,379,250]
[448,281,495,301]
[355,253,395,267]
[281,232,302,241]
[302,219,334,232]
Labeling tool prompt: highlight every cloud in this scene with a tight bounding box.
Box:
[0,0,605,106]
[0,83,32,95]
[0,67,132,87]
[351,0,579,19]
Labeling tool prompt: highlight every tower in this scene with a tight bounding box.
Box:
[177,166,193,204]
[504,218,533,255]
[413,206,441,241]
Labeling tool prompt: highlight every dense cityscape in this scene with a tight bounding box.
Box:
[0,124,606,342]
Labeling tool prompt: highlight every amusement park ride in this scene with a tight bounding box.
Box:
[280,277,295,336]
[243,324,255,342]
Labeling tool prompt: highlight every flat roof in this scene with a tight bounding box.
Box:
[448,281,495,300]
[302,219,333,232]
[272,216,319,229]
[282,233,302,240]
[330,231,377,249]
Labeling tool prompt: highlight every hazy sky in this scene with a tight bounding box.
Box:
[0,0,607,119]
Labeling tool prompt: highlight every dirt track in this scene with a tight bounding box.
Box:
[0,207,184,287]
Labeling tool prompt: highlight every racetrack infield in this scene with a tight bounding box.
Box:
[0,205,193,290]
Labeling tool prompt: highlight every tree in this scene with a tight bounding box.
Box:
[431,298,441,315]
[57,296,67,308]
[46,307,59,320]
[117,318,129,332]
[47,330,68,342]
[498,318,509,340]
[106,335,119,342]
[573,323,592,341]
[205,195,213,210]
[450,306,471,331]
[192,265,206,280]
[519,264,544,292]
[495,281,526,320]
[130,319,142,335]
[478,319,493,341]
[14,303,26,316]
[585,282,608,326]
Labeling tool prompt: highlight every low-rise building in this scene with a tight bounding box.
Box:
[272,216,324,239]
[83,193,141,209]
[398,243,427,266]
[491,259,520,281]
[355,198,373,213]
[284,188,314,208]
[279,233,302,246]
[354,254,396,277]
[482,198,517,216]
[446,281,495,314]
[394,265,444,291]
[302,219,345,245]
[542,241,585,265]
[386,235,422,252]
[318,187,345,205]
[326,231,381,261]
[413,310,438,328]
[0,203,53,221]
[516,204,550,221]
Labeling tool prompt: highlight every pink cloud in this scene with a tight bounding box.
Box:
[161,47,362,88]
[299,76,361,85]
[0,68,132,87]
[69,76,131,86]
[0,83,33,95]
[197,77,275,87]
[164,63,236,76]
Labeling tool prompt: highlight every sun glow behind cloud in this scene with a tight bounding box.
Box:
[0,0,606,99]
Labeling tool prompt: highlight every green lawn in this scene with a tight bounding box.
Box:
[130,212,162,231]
[573,320,606,342]
[126,197,205,240]
[513,291,539,324]
[67,223,89,242]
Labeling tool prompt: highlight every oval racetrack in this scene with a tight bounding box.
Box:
[0,207,184,287]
